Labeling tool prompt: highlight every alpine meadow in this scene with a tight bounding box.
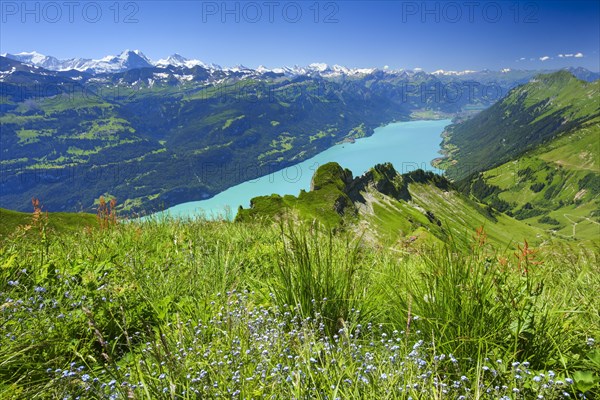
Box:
[1,1,599,399]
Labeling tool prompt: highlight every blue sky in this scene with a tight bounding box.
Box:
[1,0,598,71]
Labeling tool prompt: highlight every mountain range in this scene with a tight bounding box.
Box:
[0,52,598,227]
[3,50,599,81]
[1,50,376,77]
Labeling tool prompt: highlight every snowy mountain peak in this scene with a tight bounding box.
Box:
[432,69,477,76]
[2,50,153,73]
[4,51,62,70]
[166,53,188,64]
[15,50,45,58]
[156,53,207,69]
[256,65,272,73]
[118,49,150,62]
[308,63,329,72]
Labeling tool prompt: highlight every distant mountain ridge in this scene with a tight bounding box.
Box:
[2,50,379,77]
[2,50,599,81]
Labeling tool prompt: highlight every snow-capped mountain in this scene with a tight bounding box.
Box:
[302,63,376,77]
[92,50,153,72]
[155,53,208,69]
[251,63,376,78]
[431,69,477,76]
[2,50,154,74]
[2,51,64,70]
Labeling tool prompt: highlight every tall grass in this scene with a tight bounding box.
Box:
[383,236,577,371]
[0,215,598,398]
[269,222,368,335]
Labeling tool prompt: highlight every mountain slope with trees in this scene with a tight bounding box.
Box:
[439,71,600,181]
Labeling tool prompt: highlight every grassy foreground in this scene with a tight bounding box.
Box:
[0,212,599,399]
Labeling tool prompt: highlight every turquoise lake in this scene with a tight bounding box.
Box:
[158,119,451,220]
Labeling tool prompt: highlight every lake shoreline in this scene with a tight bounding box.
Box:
[149,119,452,220]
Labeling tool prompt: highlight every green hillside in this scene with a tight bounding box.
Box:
[435,71,600,245]
[0,207,97,240]
[440,71,600,181]
[460,122,599,244]
[1,200,598,398]
[1,79,408,213]
[237,162,551,250]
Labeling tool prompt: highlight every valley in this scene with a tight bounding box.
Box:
[3,52,598,215]
[159,119,450,220]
